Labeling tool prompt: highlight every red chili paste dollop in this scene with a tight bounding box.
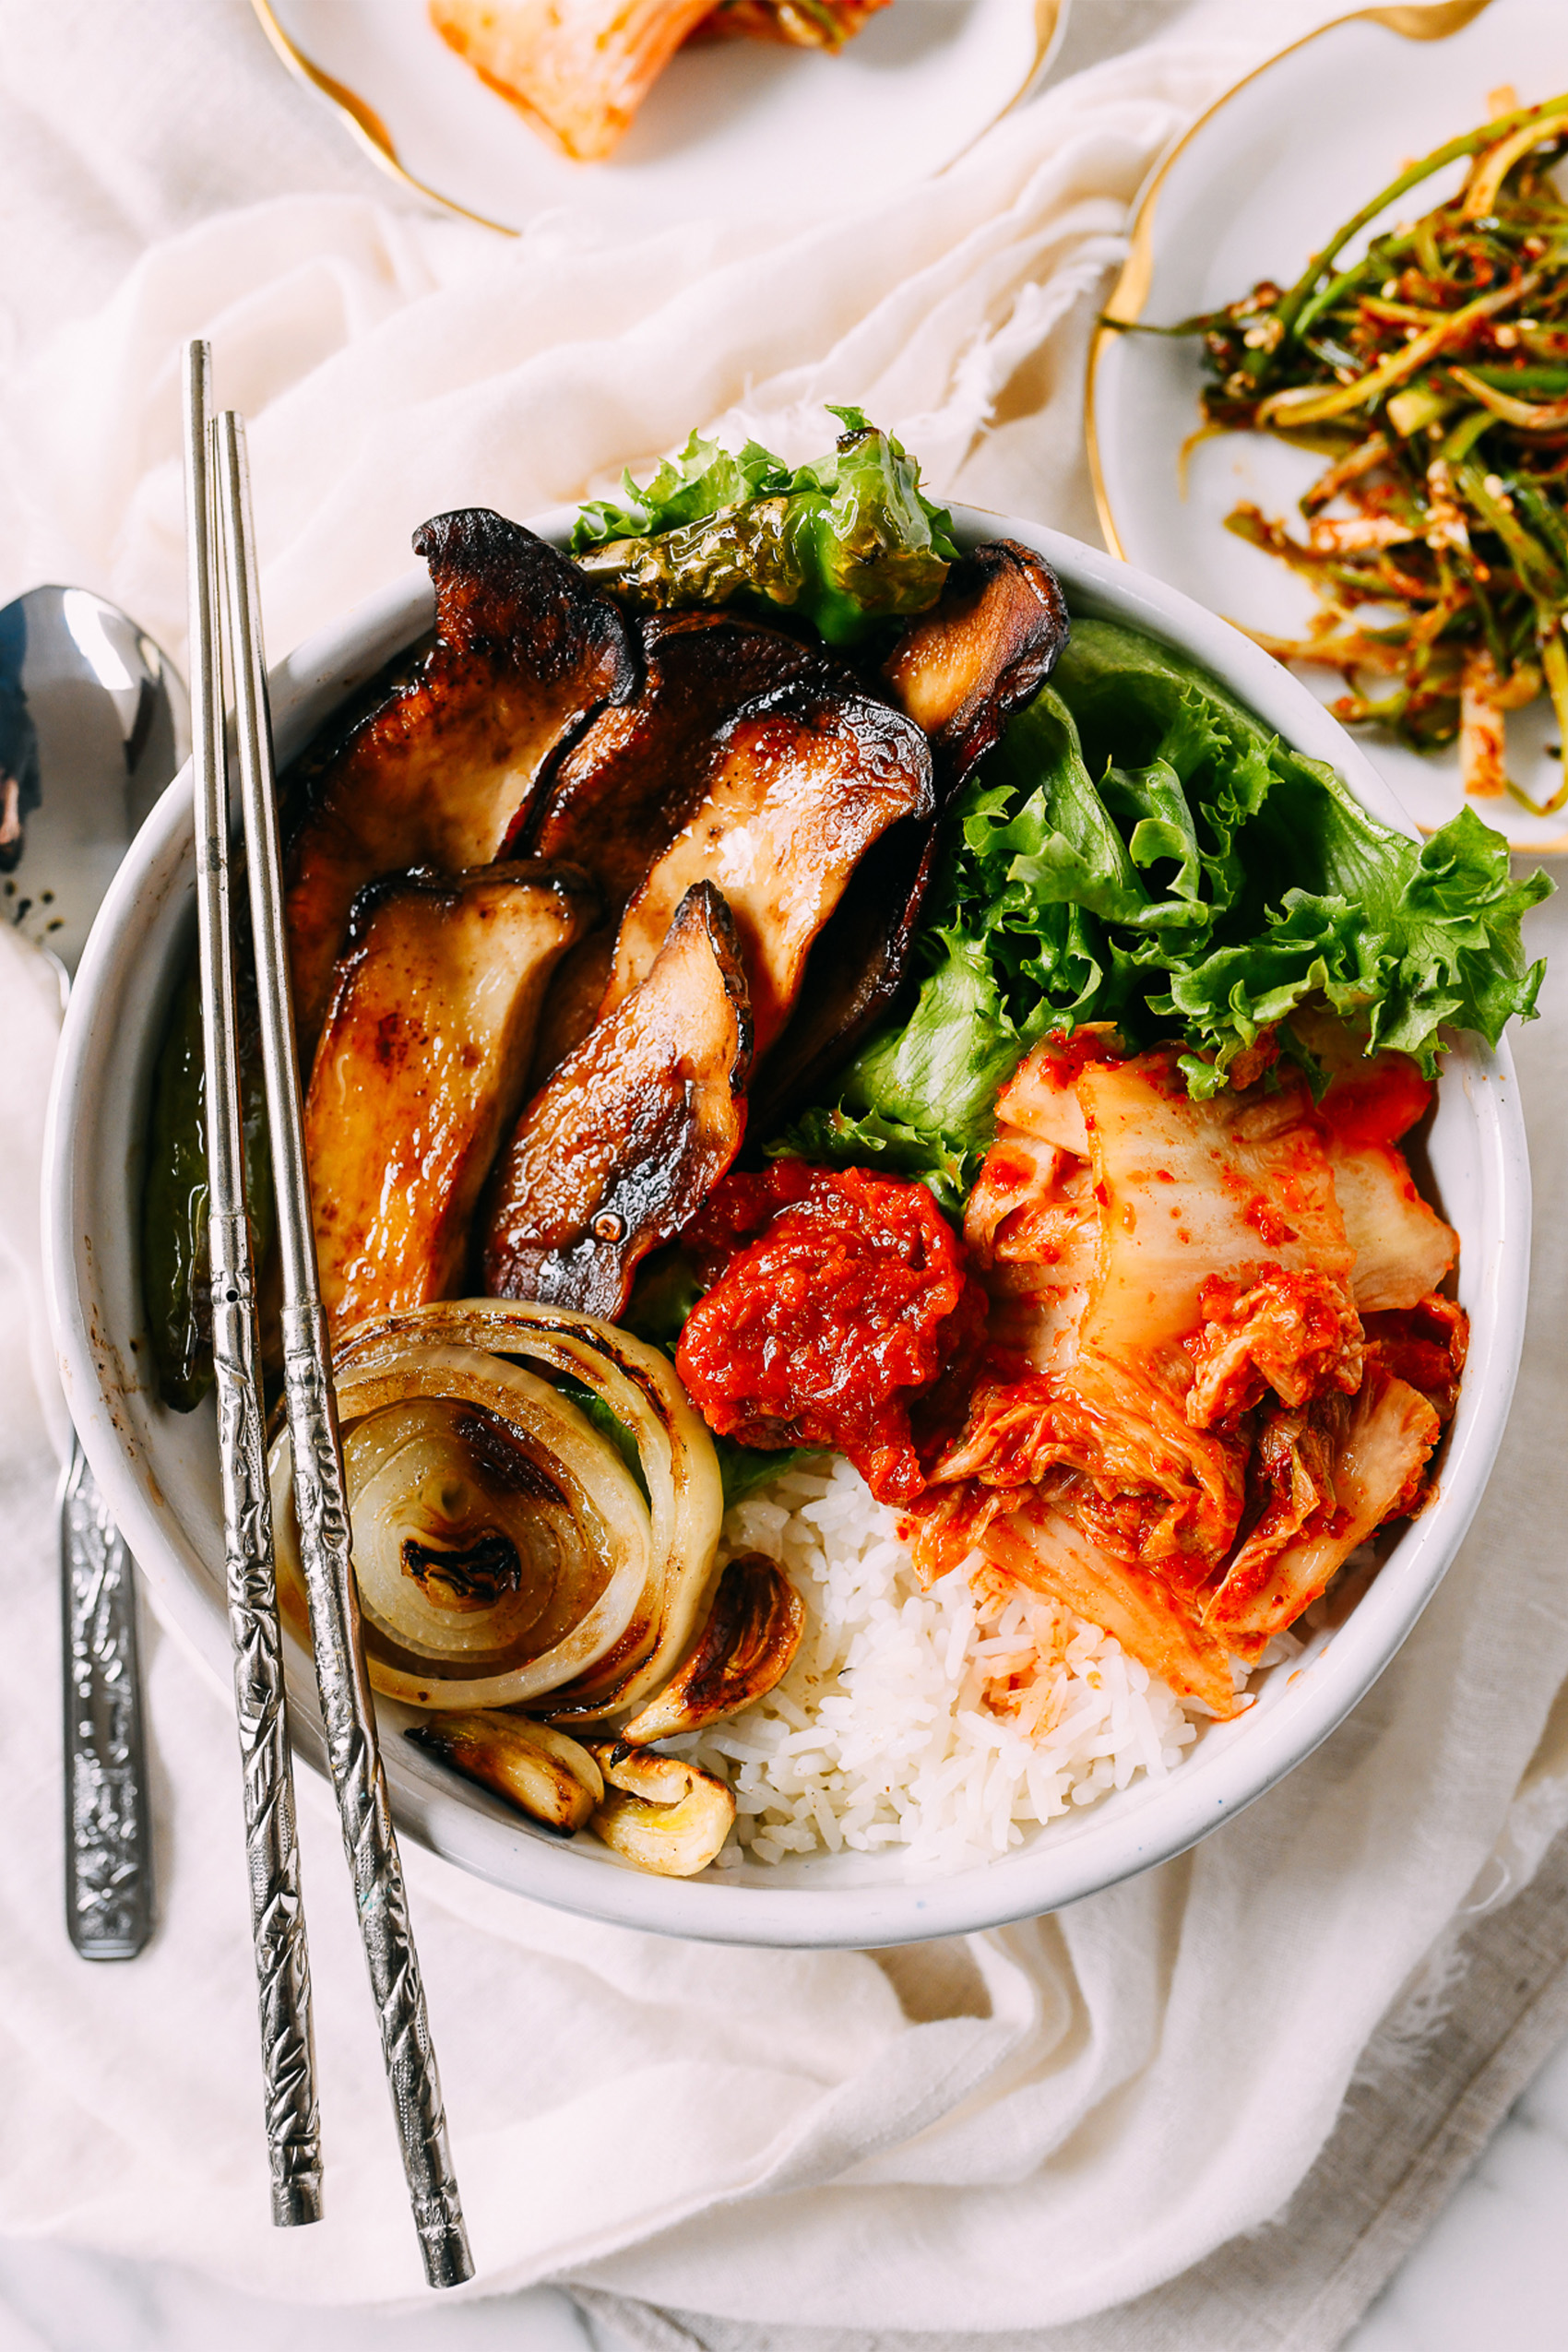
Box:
[676,1163,986,1506]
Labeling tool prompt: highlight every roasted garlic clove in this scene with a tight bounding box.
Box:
[620,1553,802,1743]
[586,1743,735,1877]
[406,1710,603,1835]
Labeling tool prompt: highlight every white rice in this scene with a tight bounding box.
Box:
[678,1455,1244,1877]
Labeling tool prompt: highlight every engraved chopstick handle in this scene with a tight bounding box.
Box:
[61,1443,153,1960]
[184,340,322,2227]
[212,1211,324,2227]
[212,403,471,2290]
[284,1301,470,2279]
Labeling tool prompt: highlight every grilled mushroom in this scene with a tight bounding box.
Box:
[600,681,933,1058]
[586,1743,736,1876]
[750,815,935,1131]
[484,880,752,1317]
[620,1553,803,1742]
[517,610,822,1078]
[517,608,820,905]
[884,538,1069,794]
[406,1710,604,1835]
[305,861,596,1334]
[284,510,637,1060]
[754,542,1067,1118]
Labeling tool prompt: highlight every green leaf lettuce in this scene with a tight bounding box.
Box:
[570,407,956,646]
[774,616,1549,1190]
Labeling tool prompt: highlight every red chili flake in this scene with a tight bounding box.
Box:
[1039,1025,1125,1082]
[1244,1196,1298,1249]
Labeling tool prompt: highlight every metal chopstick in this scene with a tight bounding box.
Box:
[210,403,473,2292]
[183,341,323,2230]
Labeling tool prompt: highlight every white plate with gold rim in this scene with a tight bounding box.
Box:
[1087,0,1568,853]
[253,0,1065,238]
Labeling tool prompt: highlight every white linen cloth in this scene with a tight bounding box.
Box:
[3,0,1567,2333]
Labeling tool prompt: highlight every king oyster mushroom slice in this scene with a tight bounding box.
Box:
[620,1553,804,1744]
[516,609,822,1080]
[305,861,597,1336]
[598,678,933,1061]
[405,1710,605,1836]
[755,543,1066,1123]
[750,814,935,1134]
[283,509,638,1063]
[586,1744,736,1877]
[483,878,752,1319]
[884,538,1070,797]
[517,609,822,905]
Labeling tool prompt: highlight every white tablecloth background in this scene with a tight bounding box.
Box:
[2,0,1566,2334]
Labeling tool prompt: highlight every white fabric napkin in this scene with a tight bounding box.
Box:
[4,0,1568,2334]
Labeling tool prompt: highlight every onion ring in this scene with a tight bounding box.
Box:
[272,1300,724,1719]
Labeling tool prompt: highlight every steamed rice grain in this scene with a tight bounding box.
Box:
[679,1456,1230,1876]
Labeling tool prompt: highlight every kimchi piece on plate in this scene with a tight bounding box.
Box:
[429,0,891,163]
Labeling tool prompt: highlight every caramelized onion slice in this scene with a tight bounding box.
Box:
[331,1299,725,1723]
[406,1710,604,1835]
[620,1554,803,1742]
[270,1341,657,1709]
[586,1743,735,1876]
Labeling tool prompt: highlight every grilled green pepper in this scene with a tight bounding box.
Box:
[141,947,274,1411]
[571,407,956,647]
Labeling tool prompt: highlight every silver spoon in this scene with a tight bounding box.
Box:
[2,584,189,1959]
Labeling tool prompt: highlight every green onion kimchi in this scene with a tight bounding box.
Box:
[1120,93,1568,813]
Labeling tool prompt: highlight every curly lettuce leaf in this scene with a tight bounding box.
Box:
[570,429,792,551]
[570,408,956,646]
[777,614,1550,1184]
[1159,804,1548,1090]
[773,930,1023,1208]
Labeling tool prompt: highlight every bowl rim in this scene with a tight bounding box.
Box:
[42,505,1531,1948]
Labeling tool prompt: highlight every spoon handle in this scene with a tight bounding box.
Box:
[61,1443,153,1960]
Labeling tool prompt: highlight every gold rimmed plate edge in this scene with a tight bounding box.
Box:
[1079,0,1568,850]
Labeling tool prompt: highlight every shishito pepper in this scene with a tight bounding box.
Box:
[141,947,274,1411]
[571,407,956,646]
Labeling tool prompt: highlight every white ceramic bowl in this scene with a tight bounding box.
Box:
[43,506,1531,1948]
